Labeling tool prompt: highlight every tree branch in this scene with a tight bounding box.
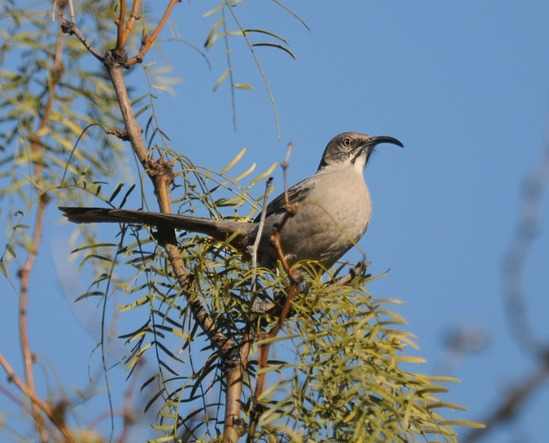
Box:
[107,63,230,353]
[0,355,74,442]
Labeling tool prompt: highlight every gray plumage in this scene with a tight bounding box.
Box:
[60,131,403,269]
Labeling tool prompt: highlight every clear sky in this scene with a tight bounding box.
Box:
[2,1,549,441]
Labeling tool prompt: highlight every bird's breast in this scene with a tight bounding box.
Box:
[259,170,371,269]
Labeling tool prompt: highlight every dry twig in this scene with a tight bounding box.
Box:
[0,354,74,442]
[250,177,274,291]
[126,0,181,65]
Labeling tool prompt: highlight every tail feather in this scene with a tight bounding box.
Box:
[59,207,252,243]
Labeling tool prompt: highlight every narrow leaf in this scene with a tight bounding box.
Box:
[108,183,124,203]
[220,147,247,174]
[252,42,296,60]
[212,68,230,92]
[242,28,289,44]
[234,82,253,90]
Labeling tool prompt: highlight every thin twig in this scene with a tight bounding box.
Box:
[270,0,310,31]
[123,0,142,47]
[116,364,139,443]
[99,227,129,442]
[221,5,237,130]
[269,143,297,247]
[0,355,74,442]
[67,0,75,22]
[107,67,149,162]
[60,19,104,62]
[250,177,273,291]
[164,36,212,70]
[116,0,128,51]
[51,0,58,21]
[127,0,181,65]
[281,143,293,203]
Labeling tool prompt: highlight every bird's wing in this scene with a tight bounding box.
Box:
[59,207,252,243]
[254,176,316,222]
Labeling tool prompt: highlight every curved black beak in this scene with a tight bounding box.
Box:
[366,135,404,148]
[350,134,404,165]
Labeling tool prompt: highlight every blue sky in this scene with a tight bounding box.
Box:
[2,1,549,441]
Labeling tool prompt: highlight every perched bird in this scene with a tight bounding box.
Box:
[60,131,403,269]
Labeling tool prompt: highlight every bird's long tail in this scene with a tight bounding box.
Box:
[59,207,252,243]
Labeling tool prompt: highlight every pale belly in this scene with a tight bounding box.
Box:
[258,170,372,269]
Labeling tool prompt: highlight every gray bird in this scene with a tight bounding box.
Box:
[60,132,403,269]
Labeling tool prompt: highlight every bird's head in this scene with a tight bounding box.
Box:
[317,131,403,172]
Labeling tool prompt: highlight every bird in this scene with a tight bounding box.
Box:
[59,131,403,270]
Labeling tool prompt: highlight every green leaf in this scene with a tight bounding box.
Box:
[426,401,467,411]
[212,68,230,92]
[0,260,8,279]
[256,334,298,346]
[252,42,296,60]
[202,3,223,17]
[437,419,486,429]
[242,28,289,45]
[204,18,224,48]
[234,82,253,90]
[220,147,247,174]
[215,195,246,207]
[74,291,105,302]
[234,163,256,182]
[126,343,152,372]
[118,295,151,312]
[416,386,449,395]
[250,162,278,186]
[108,183,124,203]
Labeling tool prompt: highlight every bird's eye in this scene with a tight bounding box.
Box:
[343,137,352,147]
